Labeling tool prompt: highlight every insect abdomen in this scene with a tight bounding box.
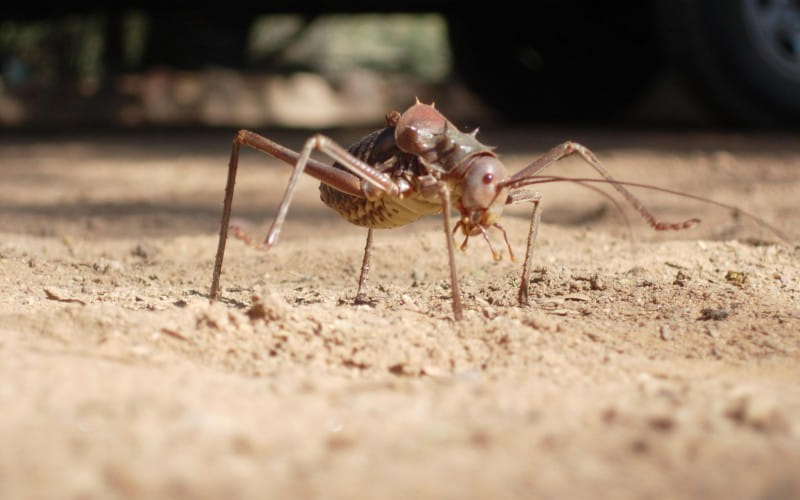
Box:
[320,188,439,228]
[319,126,440,228]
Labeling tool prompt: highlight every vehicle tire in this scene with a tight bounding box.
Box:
[446,3,660,122]
[656,0,800,127]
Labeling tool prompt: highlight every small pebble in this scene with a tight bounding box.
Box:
[700,308,728,321]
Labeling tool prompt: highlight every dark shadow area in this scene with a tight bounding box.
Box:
[2,4,799,130]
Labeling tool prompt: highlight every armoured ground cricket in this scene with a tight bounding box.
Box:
[209,101,786,320]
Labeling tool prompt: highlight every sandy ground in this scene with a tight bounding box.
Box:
[1,124,799,499]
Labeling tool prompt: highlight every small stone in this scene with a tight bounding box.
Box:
[247,291,288,322]
[699,308,728,321]
[648,415,676,432]
[673,270,691,286]
[589,275,606,291]
[725,270,747,286]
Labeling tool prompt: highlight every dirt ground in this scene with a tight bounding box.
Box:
[1,124,799,499]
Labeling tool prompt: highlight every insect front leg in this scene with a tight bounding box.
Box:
[507,141,698,232]
[507,189,542,306]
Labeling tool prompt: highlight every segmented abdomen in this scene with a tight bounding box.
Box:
[319,126,440,228]
[320,189,440,228]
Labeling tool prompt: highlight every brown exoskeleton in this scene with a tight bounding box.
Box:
[209,101,783,320]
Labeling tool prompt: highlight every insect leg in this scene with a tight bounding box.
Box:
[210,137,243,301]
[505,141,698,231]
[354,228,374,304]
[437,183,464,320]
[507,189,542,306]
[211,131,406,302]
[210,130,372,301]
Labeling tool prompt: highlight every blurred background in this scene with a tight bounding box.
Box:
[2,0,799,130]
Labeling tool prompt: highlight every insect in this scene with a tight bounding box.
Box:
[208,100,784,320]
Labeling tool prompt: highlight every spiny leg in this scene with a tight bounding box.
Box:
[354,228,374,304]
[507,189,543,306]
[438,183,463,320]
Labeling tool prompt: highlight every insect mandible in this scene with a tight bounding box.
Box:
[208,100,779,320]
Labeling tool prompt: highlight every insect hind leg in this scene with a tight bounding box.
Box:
[210,131,403,302]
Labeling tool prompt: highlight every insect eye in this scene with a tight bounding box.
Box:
[482,173,494,184]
